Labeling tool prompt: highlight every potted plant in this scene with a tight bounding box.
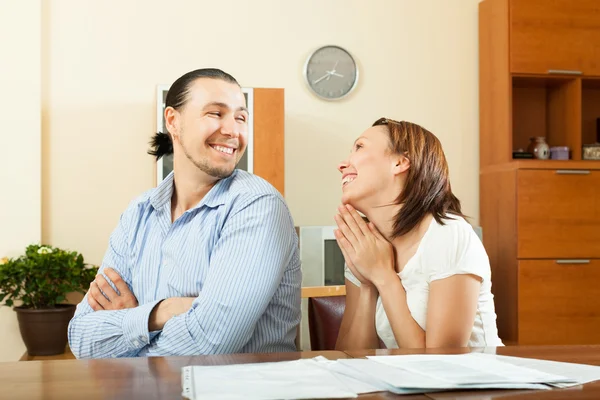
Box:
[0,244,98,356]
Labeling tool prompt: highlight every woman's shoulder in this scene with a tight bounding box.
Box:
[426,214,478,247]
[419,214,490,281]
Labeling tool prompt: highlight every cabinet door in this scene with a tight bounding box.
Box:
[517,169,600,259]
[510,0,600,75]
[518,259,600,345]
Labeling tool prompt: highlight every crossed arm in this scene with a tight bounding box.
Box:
[68,194,296,358]
[88,268,194,331]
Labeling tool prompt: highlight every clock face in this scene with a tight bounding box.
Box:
[304,45,358,100]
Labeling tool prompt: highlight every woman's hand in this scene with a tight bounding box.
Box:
[334,204,397,289]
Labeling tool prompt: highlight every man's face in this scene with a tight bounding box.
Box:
[169,78,248,179]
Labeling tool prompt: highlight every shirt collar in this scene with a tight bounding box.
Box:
[150,170,237,211]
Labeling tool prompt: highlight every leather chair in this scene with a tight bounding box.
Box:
[308,295,346,351]
[302,286,387,351]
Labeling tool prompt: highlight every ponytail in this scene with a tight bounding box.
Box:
[147,132,173,160]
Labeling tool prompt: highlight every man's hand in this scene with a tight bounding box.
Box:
[148,297,196,331]
[88,268,139,311]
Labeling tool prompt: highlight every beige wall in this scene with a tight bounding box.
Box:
[1,0,481,360]
[0,0,41,361]
[43,0,480,265]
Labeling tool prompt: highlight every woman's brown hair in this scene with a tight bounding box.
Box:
[373,117,464,238]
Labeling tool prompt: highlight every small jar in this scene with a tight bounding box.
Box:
[527,137,550,160]
[550,146,569,160]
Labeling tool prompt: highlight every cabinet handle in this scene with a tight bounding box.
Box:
[548,69,583,75]
[556,259,590,264]
[555,170,590,175]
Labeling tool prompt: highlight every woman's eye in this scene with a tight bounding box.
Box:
[354,143,363,150]
[208,112,220,117]
[236,116,246,122]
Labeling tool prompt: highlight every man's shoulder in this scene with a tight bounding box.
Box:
[120,188,155,217]
[226,170,284,203]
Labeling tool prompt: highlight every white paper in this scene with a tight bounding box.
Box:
[335,358,556,392]
[181,353,599,399]
[182,358,357,400]
[469,353,600,388]
[311,356,384,394]
[367,354,575,386]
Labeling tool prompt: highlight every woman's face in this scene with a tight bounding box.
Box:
[337,125,403,209]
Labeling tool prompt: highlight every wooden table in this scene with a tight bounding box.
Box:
[4,346,600,399]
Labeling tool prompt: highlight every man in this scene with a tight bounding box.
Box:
[68,68,301,358]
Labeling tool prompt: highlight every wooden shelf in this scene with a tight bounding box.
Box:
[511,75,581,159]
[20,345,75,361]
[481,159,600,174]
[480,0,600,346]
[582,78,600,146]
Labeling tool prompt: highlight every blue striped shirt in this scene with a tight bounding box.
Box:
[68,170,301,358]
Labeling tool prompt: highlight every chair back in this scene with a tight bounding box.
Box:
[300,285,387,350]
[308,295,346,350]
[301,286,346,351]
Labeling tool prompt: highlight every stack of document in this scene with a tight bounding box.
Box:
[182,353,600,400]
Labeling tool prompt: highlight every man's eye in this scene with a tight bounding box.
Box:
[355,143,363,150]
[236,116,246,122]
[208,112,220,116]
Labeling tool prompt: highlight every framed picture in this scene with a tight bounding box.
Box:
[155,85,255,184]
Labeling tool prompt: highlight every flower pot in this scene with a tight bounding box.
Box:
[14,304,76,356]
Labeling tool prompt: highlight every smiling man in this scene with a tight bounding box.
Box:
[68,68,301,358]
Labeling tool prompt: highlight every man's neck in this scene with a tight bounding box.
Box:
[170,170,218,223]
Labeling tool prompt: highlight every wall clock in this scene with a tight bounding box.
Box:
[304,45,358,100]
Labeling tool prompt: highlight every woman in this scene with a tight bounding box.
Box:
[334,118,502,350]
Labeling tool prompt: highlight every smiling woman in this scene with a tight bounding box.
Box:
[334,118,503,351]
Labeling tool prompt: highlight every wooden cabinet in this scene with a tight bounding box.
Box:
[480,0,600,345]
[517,170,600,259]
[518,260,600,345]
[510,0,600,75]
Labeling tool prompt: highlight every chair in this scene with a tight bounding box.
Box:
[299,285,387,351]
[302,286,347,351]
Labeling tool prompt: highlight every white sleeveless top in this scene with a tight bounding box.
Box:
[345,216,503,348]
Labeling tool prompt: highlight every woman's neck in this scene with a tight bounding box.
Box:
[363,203,433,251]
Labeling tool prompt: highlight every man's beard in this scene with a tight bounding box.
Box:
[182,145,235,179]
[180,137,238,179]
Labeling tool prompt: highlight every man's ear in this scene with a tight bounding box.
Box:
[392,155,410,176]
[164,106,179,141]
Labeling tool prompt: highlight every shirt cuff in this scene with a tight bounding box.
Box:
[122,299,164,351]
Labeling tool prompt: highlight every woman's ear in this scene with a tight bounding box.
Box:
[392,155,410,176]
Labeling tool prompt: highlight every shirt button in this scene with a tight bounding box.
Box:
[133,340,140,346]
[111,354,117,358]
[139,336,146,343]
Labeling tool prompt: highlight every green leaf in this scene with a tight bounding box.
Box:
[0,244,97,309]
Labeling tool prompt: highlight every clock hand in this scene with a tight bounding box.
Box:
[332,60,339,71]
[330,72,344,78]
[313,73,331,85]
